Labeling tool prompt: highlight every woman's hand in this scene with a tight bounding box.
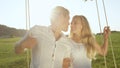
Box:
[103,26,110,40]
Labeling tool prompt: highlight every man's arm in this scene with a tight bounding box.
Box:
[15,35,37,54]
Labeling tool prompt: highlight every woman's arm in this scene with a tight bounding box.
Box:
[94,26,110,56]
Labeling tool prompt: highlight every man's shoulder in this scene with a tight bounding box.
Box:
[30,25,49,30]
[32,25,48,28]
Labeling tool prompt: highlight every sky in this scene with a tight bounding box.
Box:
[0,0,120,34]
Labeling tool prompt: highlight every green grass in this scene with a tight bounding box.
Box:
[92,32,120,68]
[0,32,120,68]
[0,37,27,68]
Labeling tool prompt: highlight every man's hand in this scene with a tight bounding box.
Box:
[62,58,71,68]
[23,35,37,49]
[15,35,37,54]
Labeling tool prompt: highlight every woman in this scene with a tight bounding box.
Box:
[69,15,110,68]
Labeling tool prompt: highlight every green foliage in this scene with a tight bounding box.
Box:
[0,24,26,38]
[0,32,120,68]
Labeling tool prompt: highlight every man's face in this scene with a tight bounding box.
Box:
[60,14,70,32]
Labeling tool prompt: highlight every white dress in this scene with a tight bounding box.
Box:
[70,40,92,68]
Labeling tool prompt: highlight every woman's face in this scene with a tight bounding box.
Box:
[70,17,82,34]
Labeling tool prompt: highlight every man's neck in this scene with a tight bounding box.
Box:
[50,25,62,41]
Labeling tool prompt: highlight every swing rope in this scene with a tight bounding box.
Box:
[95,0,107,68]
[95,0,117,68]
[25,0,31,30]
[101,0,117,68]
[25,0,31,68]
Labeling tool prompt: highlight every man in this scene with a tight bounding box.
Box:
[15,6,71,68]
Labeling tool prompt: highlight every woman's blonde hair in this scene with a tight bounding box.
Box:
[70,15,96,59]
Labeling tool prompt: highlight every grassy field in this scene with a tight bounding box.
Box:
[0,38,27,68]
[0,32,120,68]
[93,32,120,68]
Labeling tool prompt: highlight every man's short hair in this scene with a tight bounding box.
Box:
[50,6,69,22]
